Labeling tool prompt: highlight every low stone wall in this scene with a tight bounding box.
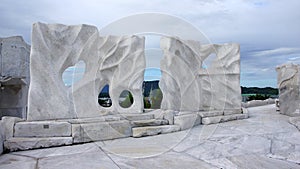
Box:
[242,98,275,108]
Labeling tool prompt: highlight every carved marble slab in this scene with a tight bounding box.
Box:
[276,63,300,116]
[160,36,241,113]
[28,23,145,120]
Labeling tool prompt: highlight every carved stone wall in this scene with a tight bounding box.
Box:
[160,36,241,113]
[27,23,145,120]
[0,36,30,119]
[27,23,242,121]
[276,63,300,116]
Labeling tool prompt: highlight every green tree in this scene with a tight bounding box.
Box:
[150,89,163,109]
[143,98,151,109]
[247,94,270,101]
[120,92,134,108]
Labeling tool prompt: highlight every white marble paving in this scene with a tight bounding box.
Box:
[1,104,300,168]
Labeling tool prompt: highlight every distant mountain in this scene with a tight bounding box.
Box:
[99,82,278,97]
[241,86,278,95]
[143,80,160,97]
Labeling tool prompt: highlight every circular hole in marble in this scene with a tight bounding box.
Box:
[98,84,112,107]
[119,90,134,108]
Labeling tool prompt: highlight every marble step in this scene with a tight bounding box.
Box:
[14,121,71,137]
[4,137,73,151]
[59,116,121,124]
[130,119,169,127]
[121,114,154,121]
[132,125,180,138]
[202,109,249,125]
[72,120,132,143]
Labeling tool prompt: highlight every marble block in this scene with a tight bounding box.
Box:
[174,114,201,130]
[159,36,241,113]
[72,120,132,143]
[14,121,71,137]
[1,116,24,140]
[276,63,300,116]
[4,137,72,151]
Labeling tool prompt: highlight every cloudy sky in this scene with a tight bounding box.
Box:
[1,0,300,87]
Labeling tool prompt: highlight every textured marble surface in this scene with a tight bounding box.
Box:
[159,36,241,113]
[0,36,30,119]
[28,23,145,120]
[1,104,300,168]
[276,63,300,116]
[27,23,99,120]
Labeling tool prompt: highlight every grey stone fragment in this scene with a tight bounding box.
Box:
[0,36,30,119]
[132,125,180,137]
[1,116,24,140]
[130,119,168,127]
[72,120,132,143]
[14,121,71,137]
[202,113,248,125]
[174,114,201,130]
[4,137,72,151]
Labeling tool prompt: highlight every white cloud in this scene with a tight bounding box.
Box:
[252,48,300,57]
[1,0,299,87]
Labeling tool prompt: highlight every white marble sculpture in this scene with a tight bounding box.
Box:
[28,23,145,120]
[73,35,145,117]
[276,63,300,116]
[160,36,241,113]
[2,22,247,152]
[0,36,30,119]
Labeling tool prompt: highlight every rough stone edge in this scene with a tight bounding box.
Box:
[72,120,132,143]
[4,137,73,152]
[174,114,201,130]
[202,108,249,125]
[132,125,181,138]
[242,99,275,108]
